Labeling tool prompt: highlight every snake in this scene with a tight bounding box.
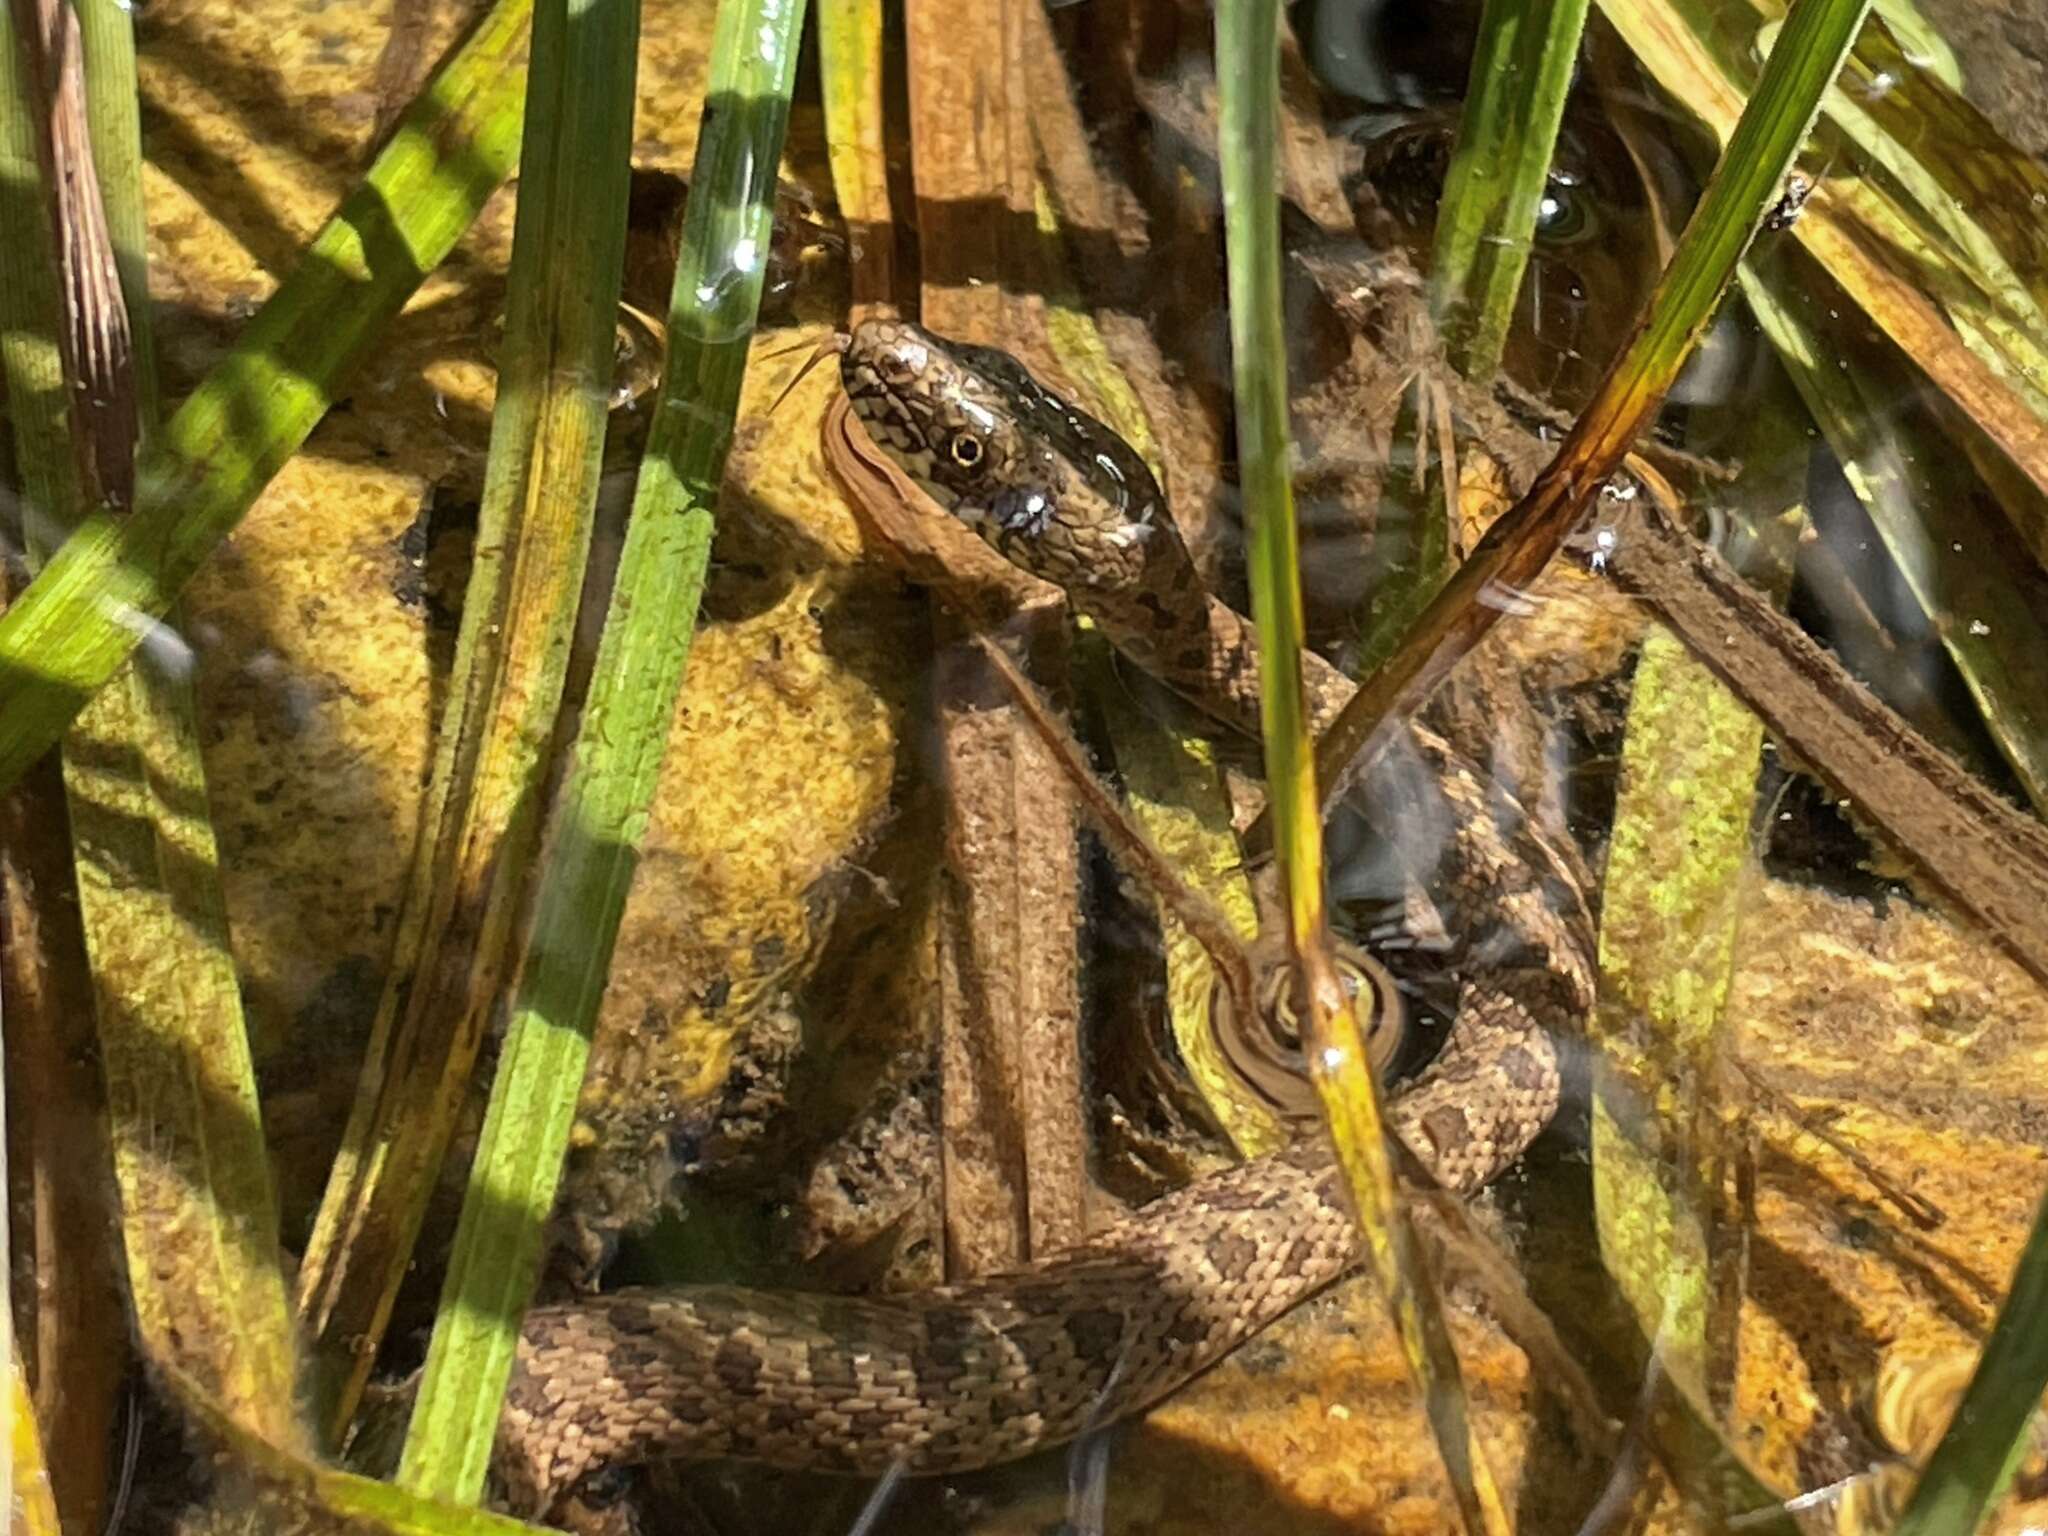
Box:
[485,319,1595,1516]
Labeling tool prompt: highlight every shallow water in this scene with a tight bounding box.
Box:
[8,0,2048,1532]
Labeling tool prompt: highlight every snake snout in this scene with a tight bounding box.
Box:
[843,317,939,394]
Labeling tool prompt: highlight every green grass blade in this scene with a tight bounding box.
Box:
[0,0,531,794]
[1889,1185,2048,1533]
[396,0,807,1500]
[296,0,637,1443]
[1308,0,1874,811]
[1216,3,1509,1532]
[1742,260,2048,810]
[1431,0,1593,379]
[1,0,299,1444]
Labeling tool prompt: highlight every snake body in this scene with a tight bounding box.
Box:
[489,321,1593,1512]
[839,320,1591,1193]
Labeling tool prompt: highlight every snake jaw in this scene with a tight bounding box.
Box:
[987,484,1056,538]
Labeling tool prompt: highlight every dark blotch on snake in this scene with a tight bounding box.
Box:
[918,1306,975,1372]
[1421,1104,1472,1154]
[1198,1181,1282,1214]
[1063,1307,1129,1365]
[1205,1232,1261,1283]
[607,1297,657,1332]
[712,1336,764,1395]
[1498,1043,1552,1093]
[805,1337,861,1391]
[1134,591,1180,631]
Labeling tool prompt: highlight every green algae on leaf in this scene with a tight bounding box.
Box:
[1593,629,1772,1392]
[1,0,299,1448]
[0,0,531,795]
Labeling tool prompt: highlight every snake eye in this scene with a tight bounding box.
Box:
[1534,173,1599,245]
[949,434,986,469]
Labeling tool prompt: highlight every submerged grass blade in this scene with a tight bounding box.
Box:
[297,0,637,1441]
[9,1352,57,1536]
[397,0,807,1499]
[1431,0,1592,379]
[0,0,531,794]
[1741,258,2048,810]
[166,1366,555,1535]
[1,0,299,1444]
[1216,3,1508,1532]
[1888,1183,2048,1534]
[1598,0,2048,498]
[1306,0,1873,815]
[1090,668,1285,1155]
[816,0,891,305]
[1034,263,1284,1154]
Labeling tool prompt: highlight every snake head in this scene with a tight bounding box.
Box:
[840,318,1173,591]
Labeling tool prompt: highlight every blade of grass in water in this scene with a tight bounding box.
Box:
[164,1364,557,1535]
[1431,0,1593,380]
[1597,0,2048,498]
[0,0,532,795]
[1,0,299,1445]
[8,1353,57,1536]
[397,0,808,1499]
[1215,3,1508,1532]
[1030,203,1283,1155]
[297,0,637,1442]
[1303,0,1874,818]
[816,0,891,306]
[1739,258,2048,811]
[1889,1186,2048,1534]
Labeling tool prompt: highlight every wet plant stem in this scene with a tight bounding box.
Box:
[1216,1,1510,1532]
[1297,0,1875,827]
[398,0,808,1499]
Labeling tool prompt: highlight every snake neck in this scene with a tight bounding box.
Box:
[1069,566,1362,745]
[1077,566,1597,1040]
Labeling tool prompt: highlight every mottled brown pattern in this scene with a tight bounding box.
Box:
[839,319,1593,1198]
[499,1146,1361,1510]
[488,324,1597,1512]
